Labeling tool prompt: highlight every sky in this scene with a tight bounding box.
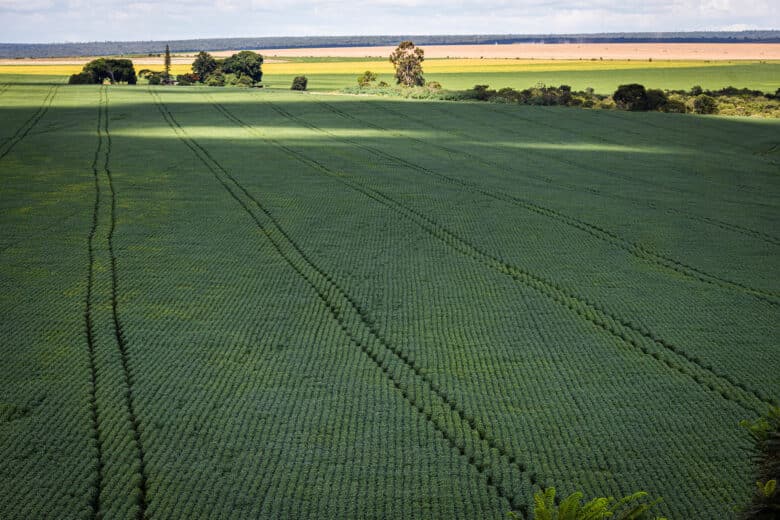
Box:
[0,0,777,43]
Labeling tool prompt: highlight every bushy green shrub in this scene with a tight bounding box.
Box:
[614,84,649,111]
[693,94,718,114]
[205,73,225,87]
[67,72,93,85]
[646,89,668,111]
[661,98,687,113]
[176,73,198,86]
[291,76,308,91]
[238,76,255,87]
[467,84,495,101]
[357,70,378,87]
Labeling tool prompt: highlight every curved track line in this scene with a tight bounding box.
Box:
[102,89,149,520]
[231,96,774,414]
[273,96,780,306]
[377,100,780,247]
[0,85,58,161]
[152,88,533,517]
[84,86,105,520]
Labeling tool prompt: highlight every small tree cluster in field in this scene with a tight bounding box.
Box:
[612,84,780,115]
[141,50,264,87]
[464,83,607,108]
[291,76,308,91]
[69,58,137,85]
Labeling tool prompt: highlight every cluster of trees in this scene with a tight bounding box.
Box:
[68,58,137,84]
[144,50,264,87]
[464,83,603,107]
[175,50,263,86]
[613,83,780,114]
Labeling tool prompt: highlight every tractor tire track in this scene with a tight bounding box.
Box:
[0,85,58,161]
[223,97,773,415]
[279,97,780,307]
[102,88,149,520]
[151,88,533,518]
[376,100,780,247]
[84,85,105,520]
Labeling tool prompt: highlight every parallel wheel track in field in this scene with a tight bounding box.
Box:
[379,100,780,247]
[0,84,11,96]
[84,87,148,519]
[151,88,533,517]
[230,96,774,414]
[283,97,779,307]
[102,89,149,520]
[84,85,106,519]
[0,85,58,161]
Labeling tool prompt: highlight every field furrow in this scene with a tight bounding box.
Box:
[0,85,58,161]
[1,85,97,519]
[221,93,777,399]
[1,82,776,519]
[210,95,772,414]
[309,97,779,304]
[149,87,535,515]
[83,86,147,519]
[149,88,768,517]
[370,99,780,246]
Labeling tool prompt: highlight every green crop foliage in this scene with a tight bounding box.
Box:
[508,487,664,520]
[0,76,778,519]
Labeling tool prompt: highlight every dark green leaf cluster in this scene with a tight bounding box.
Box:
[740,406,780,519]
[68,58,137,85]
[357,70,378,88]
[464,83,604,107]
[183,50,263,87]
[291,76,308,91]
[221,51,264,83]
[509,487,664,520]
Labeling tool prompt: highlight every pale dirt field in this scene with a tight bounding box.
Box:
[256,43,780,60]
[2,43,776,68]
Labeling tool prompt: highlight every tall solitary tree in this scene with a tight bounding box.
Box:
[163,44,172,84]
[389,41,424,87]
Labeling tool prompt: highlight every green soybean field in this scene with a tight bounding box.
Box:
[1,82,778,519]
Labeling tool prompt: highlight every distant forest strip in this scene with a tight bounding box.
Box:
[2,31,780,58]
